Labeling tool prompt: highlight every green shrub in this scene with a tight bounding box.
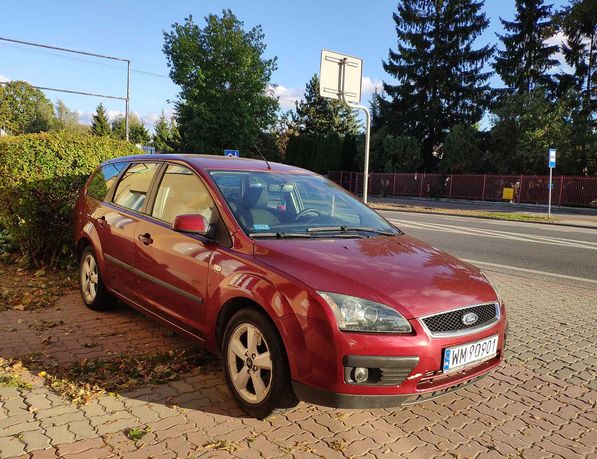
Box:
[0,132,138,266]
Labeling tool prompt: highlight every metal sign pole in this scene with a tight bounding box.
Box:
[548,167,553,219]
[338,59,370,203]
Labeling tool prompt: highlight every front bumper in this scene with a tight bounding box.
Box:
[277,305,507,407]
[292,371,490,409]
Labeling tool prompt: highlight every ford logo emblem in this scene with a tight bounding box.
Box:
[462,312,479,326]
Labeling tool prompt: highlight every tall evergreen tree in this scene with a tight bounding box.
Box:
[560,0,596,123]
[152,111,175,153]
[293,74,359,137]
[380,0,493,171]
[557,0,597,174]
[494,0,559,94]
[91,103,111,136]
[111,113,151,145]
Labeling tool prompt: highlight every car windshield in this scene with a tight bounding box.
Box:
[210,171,399,238]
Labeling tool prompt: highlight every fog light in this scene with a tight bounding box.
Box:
[353,367,369,383]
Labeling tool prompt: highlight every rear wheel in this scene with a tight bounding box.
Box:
[79,247,114,310]
[222,309,297,418]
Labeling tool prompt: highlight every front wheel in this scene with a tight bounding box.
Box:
[222,309,297,418]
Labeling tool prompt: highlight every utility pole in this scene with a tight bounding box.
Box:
[126,61,131,142]
[0,36,131,140]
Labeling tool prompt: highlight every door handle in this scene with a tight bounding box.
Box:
[138,233,153,245]
[97,216,107,227]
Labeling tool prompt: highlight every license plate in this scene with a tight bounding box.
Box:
[443,335,498,374]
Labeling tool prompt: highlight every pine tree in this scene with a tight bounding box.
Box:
[559,0,597,174]
[91,103,111,136]
[111,113,150,145]
[152,111,174,153]
[293,74,359,137]
[494,0,559,94]
[560,0,596,120]
[380,0,493,171]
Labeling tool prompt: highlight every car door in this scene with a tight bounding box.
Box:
[97,161,161,300]
[134,163,217,337]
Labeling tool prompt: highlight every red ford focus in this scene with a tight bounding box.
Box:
[74,154,506,418]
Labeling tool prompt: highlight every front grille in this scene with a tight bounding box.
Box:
[421,303,498,336]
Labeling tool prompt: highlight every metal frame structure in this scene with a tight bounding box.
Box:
[0,36,131,140]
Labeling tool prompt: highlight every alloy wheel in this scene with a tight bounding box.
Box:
[80,253,99,303]
[227,323,273,404]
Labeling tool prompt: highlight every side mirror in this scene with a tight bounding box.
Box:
[172,214,209,236]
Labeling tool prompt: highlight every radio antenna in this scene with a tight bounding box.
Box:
[254,144,272,170]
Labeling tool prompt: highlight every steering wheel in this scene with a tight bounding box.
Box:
[295,208,322,221]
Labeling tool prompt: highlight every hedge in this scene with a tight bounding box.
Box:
[0,132,139,266]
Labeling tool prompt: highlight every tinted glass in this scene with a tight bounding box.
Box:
[152,164,215,224]
[210,171,398,237]
[87,162,128,201]
[113,162,160,212]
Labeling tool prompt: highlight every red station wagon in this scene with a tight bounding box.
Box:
[74,154,507,418]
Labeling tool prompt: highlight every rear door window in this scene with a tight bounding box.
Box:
[87,162,129,201]
[112,162,160,212]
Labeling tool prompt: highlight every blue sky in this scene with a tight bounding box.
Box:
[0,0,569,130]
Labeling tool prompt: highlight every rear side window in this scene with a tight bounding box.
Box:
[87,162,129,201]
[113,162,160,212]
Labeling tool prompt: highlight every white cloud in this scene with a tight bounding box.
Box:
[361,76,383,95]
[75,110,93,126]
[270,76,382,110]
[545,31,573,72]
[0,75,11,83]
[270,84,303,109]
[545,31,566,48]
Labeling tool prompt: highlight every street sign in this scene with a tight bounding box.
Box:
[319,49,363,104]
[224,149,239,157]
[319,49,370,204]
[548,148,556,168]
[547,148,556,219]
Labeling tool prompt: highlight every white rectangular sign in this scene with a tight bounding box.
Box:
[548,148,556,168]
[319,49,363,104]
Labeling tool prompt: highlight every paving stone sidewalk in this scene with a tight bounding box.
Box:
[0,271,595,458]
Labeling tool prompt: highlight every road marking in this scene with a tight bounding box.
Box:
[382,210,597,235]
[390,219,597,251]
[462,259,597,285]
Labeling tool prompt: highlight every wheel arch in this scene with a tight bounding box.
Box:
[76,236,92,260]
[216,297,271,349]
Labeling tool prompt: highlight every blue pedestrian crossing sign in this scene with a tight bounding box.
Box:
[548,148,556,168]
[224,149,240,157]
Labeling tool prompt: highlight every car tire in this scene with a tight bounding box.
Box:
[222,308,298,419]
[79,246,114,311]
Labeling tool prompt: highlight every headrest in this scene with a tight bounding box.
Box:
[241,184,263,208]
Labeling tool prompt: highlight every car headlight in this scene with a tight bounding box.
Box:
[318,292,412,333]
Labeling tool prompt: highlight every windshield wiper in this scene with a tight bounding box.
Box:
[249,232,314,239]
[307,226,396,236]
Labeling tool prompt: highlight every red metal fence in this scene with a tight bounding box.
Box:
[328,172,597,208]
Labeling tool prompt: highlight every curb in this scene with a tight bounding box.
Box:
[371,206,597,230]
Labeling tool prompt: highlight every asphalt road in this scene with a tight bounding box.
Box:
[379,210,597,286]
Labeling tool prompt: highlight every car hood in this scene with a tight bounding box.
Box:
[253,235,497,319]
